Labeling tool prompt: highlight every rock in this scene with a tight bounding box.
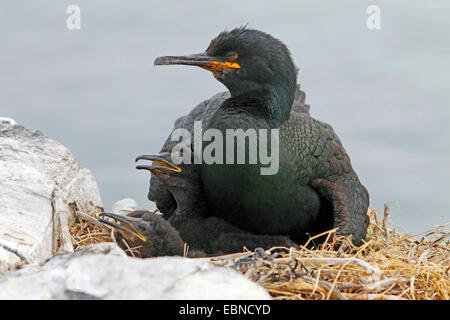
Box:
[0,243,271,300]
[0,117,17,127]
[111,198,138,215]
[0,124,103,272]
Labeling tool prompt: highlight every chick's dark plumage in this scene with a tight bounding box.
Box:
[100,210,184,257]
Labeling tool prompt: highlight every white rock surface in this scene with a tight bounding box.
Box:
[0,117,17,126]
[0,123,103,272]
[111,198,138,215]
[0,243,271,300]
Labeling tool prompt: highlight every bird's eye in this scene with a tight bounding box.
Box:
[224,51,238,61]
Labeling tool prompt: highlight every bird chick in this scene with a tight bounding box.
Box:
[99,210,184,257]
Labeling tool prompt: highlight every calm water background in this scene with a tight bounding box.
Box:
[1,1,449,234]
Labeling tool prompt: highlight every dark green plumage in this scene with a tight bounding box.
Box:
[201,103,368,244]
[197,28,369,244]
[133,27,369,256]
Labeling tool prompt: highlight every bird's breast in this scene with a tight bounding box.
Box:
[198,106,324,237]
[199,160,322,237]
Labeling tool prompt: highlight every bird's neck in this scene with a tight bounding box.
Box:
[266,84,294,127]
[229,84,294,128]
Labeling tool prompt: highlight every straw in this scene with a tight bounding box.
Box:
[70,207,449,300]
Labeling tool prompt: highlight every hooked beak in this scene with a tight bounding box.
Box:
[99,212,147,242]
[135,154,182,174]
[154,52,240,73]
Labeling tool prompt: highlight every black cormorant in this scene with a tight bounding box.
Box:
[114,27,369,256]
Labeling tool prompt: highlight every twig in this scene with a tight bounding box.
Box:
[273,257,382,279]
[310,268,322,296]
[0,244,30,264]
[303,228,338,249]
[300,274,347,300]
[184,242,189,257]
[365,277,408,291]
[325,241,373,300]
[383,203,390,245]
[349,293,407,300]
[121,238,136,258]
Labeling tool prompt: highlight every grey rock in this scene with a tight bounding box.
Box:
[111,198,138,215]
[0,243,271,300]
[0,124,103,272]
[0,117,17,128]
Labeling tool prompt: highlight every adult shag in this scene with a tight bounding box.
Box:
[120,27,369,256]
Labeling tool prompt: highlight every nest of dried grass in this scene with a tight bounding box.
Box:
[70,211,113,251]
[207,207,449,300]
[71,206,449,300]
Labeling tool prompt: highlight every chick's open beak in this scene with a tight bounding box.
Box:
[99,212,147,242]
[135,154,182,174]
[154,52,240,73]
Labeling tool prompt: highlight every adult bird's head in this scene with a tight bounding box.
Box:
[154,27,297,110]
